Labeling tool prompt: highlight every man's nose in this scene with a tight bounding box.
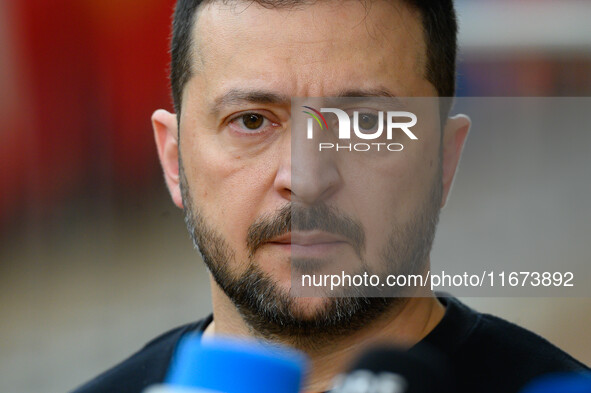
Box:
[273,122,342,205]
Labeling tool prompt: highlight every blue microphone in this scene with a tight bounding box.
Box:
[145,335,307,393]
[520,373,591,393]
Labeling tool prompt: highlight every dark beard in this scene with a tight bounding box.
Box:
[179,157,442,348]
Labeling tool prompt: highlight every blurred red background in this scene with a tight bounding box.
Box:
[0,0,175,229]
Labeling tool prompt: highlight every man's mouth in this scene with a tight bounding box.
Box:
[267,231,350,257]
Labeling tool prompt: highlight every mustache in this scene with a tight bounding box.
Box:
[246,203,365,257]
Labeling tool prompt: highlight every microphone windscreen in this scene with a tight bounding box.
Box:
[520,372,591,393]
[164,334,307,393]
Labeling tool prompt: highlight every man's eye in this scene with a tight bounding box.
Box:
[357,113,379,131]
[228,112,278,135]
[241,113,265,130]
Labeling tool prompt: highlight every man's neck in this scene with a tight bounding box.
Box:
[206,281,445,393]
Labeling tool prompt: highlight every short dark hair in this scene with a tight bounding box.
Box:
[170,0,457,115]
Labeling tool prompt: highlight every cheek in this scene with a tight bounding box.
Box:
[347,133,438,203]
[341,133,440,252]
[180,135,280,251]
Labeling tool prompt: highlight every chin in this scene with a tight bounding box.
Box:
[259,275,336,320]
[286,296,334,320]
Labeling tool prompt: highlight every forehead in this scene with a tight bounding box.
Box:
[185,0,432,109]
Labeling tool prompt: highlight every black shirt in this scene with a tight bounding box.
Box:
[71,297,589,393]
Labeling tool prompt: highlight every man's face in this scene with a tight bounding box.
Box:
[155,0,467,341]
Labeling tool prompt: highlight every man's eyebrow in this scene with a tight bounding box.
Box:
[336,87,398,98]
[211,89,290,115]
[331,88,406,108]
[210,87,400,115]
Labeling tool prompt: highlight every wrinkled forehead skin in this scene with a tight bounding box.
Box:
[179,0,435,120]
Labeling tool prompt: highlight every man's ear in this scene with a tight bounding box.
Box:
[441,114,471,208]
[152,109,183,209]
